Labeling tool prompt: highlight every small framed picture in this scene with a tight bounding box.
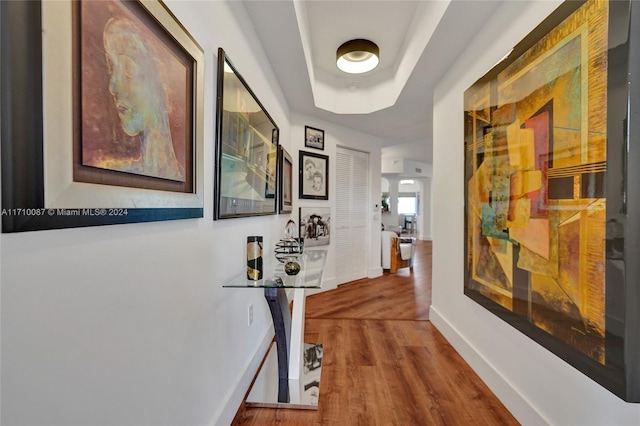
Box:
[299,207,330,247]
[278,146,293,213]
[305,126,324,150]
[299,150,328,200]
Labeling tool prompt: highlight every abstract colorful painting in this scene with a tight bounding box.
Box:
[464,0,639,401]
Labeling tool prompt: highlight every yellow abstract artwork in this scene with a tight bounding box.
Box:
[464,0,608,364]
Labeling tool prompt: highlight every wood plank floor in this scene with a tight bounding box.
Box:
[305,238,432,321]
[232,241,519,426]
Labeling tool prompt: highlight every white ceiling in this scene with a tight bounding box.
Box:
[243,0,503,168]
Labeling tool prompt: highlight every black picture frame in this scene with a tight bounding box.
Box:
[463,0,640,402]
[278,146,293,214]
[214,48,279,219]
[299,207,330,247]
[299,151,329,200]
[0,0,204,233]
[304,126,324,150]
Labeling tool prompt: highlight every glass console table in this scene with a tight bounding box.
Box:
[223,248,327,409]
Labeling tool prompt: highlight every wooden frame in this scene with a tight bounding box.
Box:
[463,0,640,402]
[214,48,279,219]
[1,0,204,233]
[278,146,293,214]
[76,0,194,192]
[299,151,328,200]
[304,126,324,150]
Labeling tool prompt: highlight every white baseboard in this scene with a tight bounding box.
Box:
[210,327,273,426]
[429,306,549,426]
[368,266,383,278]
[321,277,337,292]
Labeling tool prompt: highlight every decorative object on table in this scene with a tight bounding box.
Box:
[1,0,205,232]
[299,207,330,247]
[274,220,302,263]
[284,259,301,276]
[214,47,279,219]
[282,219,301,274]
[299,150,329,200]
[264,277,284,287]
[304,126,324,150]
[246,236,263,280]
[278,146,293,214]
[463,0,640,402]
[274,238,302,263]
[284,219,296,238]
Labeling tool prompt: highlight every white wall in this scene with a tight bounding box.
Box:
[2,2,286,425]
[431,1,640,425]
[418,177,432,240]
[0,3,385,425]
[290,112,383,288]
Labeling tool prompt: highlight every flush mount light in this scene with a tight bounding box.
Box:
[336,39,379,74]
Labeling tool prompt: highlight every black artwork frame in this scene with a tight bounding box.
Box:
[214,47,279,219]
[299,151,329,200]
[278,146,293,214]
[304,126,324,150]
[463,0,640,402]
[0,0,204,233]
[299,206,330,247]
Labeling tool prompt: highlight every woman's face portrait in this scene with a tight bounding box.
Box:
[103,19,158,137]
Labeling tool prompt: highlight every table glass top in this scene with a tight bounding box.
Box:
[223,248,327,288]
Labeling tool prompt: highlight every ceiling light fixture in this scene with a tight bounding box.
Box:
[336,39,379,74]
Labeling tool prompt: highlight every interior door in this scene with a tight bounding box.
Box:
[335,147,369,284]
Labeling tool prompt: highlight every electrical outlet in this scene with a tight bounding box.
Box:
[248,304,254,326]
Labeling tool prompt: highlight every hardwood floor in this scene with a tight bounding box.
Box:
[306,239,432,321]
[232,241,519,426]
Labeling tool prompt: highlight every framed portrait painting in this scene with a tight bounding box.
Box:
[214,48,279,219]
[305,126,324,150]
[299,151,329,200]
[463,0,640,402]
[1,0,205,232]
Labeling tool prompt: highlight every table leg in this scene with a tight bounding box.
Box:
[264,287,291,403]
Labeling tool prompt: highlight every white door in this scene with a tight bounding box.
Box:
[335,147,369,284]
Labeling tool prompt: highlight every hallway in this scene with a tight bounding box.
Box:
[232,241,519,425]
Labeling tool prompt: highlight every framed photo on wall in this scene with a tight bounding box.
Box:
[463,0,640,402]
[278,146,293,214]
[299,151,328,200]
[214,48,279,219]
[305,126,324,150]
[1,0,205,233]
[299,207,330,247]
